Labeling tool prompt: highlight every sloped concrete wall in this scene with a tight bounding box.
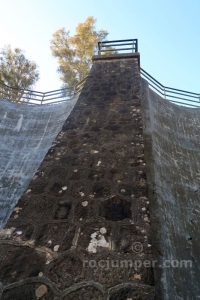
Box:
[142,79,200,299]
[0,97,77,228]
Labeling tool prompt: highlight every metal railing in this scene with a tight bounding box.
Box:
[0,35,199,109]
[97,39,200,108]
[0,77,86,105]
[141,68,200,108]
[98,39,138,55]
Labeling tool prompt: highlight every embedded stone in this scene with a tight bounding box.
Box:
[16,230,22,235]
[100,227,107,234]
[132,273,142,281]
[87,231,109,253]
[53,245,60,252]
[96,160,101,166]
[13,207,22,212]
[35,285,48,298]
[82,201,88,207]
[62,186,67,190]
[91,150,99,154]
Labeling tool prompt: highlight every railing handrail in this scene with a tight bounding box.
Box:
[98,39,138,55]
[0,77,87,105]
[140,67,200,107]
[1,35,199,108]
[97,39,200,107]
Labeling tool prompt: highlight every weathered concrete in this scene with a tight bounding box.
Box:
[142,79,200,299]
[0,56,154,299]
[0,97,78,228]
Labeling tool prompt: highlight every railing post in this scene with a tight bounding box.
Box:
[164,87,166,99]
[41,93,45,105]
[98,42,101,55]
[135,39,138,52]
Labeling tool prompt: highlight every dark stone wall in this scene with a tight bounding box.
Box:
[0,56,154,299]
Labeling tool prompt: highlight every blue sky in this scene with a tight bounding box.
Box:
[0,0,199,92]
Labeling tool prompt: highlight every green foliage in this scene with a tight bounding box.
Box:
[0,46,39,101]
[51,16,108,90]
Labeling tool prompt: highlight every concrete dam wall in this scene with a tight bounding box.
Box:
[142,81,200,299]
[0,53,199,299]
[0,97,78,228]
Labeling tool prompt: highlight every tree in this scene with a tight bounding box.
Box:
[51,16,108,90]
[0,46,39,101]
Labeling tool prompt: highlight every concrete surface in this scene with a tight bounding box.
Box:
[0,97,78,228]
[142,79,200,299]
